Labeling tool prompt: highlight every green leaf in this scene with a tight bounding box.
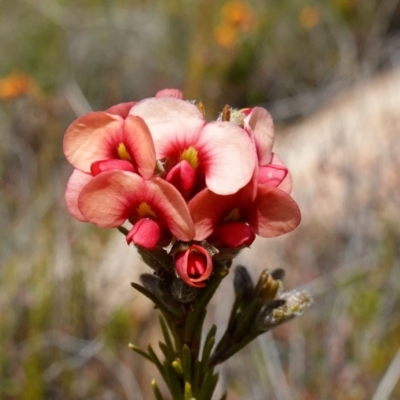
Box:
[200,325,216,379]
[128,343,153,363]
[182,344,192,383]
[151,379,165,400]
[232,298,263,340]
[131,282,183,318]
[164,360,184,400]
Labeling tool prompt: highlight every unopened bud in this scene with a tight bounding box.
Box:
[170,278,199,303]
[140,273,161,294]
[233,266,254,298]
[270,268,285,281]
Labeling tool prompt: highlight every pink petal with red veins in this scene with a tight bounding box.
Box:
[271,153,293,194]
[189,189,249,240]
[123,115,156,179]
[155,88,184,99]
[258,164,288,187]
[244,107,275,165]
[65,169,93,222]
[78,171,195,240]
[129,97,205,159]
[247,185,301,238]
[210,222,255,247]
[174,245,213,288]
[166,160,196,193]
[64,112,124,172]
[197,121,255,195]
[104,102,136,118]
[90,159,136,176]
[126,218,161,249]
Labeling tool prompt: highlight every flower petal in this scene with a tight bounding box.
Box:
[247,185,301,237]
[155,88,183,99]
[244,107,275,165]
[129,97,205,159]
[105,101,136,118]
[126,218,161,249]
[258,164,288,187]
[65,169,93,222]
[197,121,255,195]
[123,115,156,179]
[63,112,123,172]
[271,153,293,194]
[166,160,196,194]
[209,222,255,247]
[90,159,136,176]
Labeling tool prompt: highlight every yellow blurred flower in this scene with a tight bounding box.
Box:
[299,6,321,29]
[221,0,253,30]
[0,72,38,100]
[213,23,238,48]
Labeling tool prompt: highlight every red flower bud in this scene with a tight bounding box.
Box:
[174,245,213,288]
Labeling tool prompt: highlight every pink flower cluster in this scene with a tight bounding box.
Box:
[63,89,300,287]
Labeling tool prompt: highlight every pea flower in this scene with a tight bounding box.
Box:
[231,107,293,193]
[76,170,195,249]
[189,182,301,247]
[63,89,183,221]
[129,97,256,198]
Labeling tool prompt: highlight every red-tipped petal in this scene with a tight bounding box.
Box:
[78,171,195,240]
[126,218,161,249]
[197,121,255,195]
[244,107,275,165]
[247,185,301,237]
[123,115,156,179]
[166,160,196,193]
[129,97,205,159]
[105,102,137,118]
[189,189,246,240]
[209,222,255,248]
[155,88,183,99]
[65,169,93,222]
[90,159,136,176]
[63,112,124,172]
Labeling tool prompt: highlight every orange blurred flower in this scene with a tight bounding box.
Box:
[213,0,254,48]
[0,72,38,100]
[299,6,321,29]
[213,23,238,48]
[221,0,253,30]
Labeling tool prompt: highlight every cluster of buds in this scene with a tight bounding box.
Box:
[63,89,301,288]
[209,266,313,366]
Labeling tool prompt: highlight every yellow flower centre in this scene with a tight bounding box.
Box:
[179,146,199,170]
[137,202,157,219]
[117,143,132,161]
[222,207,241,223]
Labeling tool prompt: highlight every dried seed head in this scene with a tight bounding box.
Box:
[260,290,313,329]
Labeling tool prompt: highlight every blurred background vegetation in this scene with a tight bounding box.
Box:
[1,0,400,399]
